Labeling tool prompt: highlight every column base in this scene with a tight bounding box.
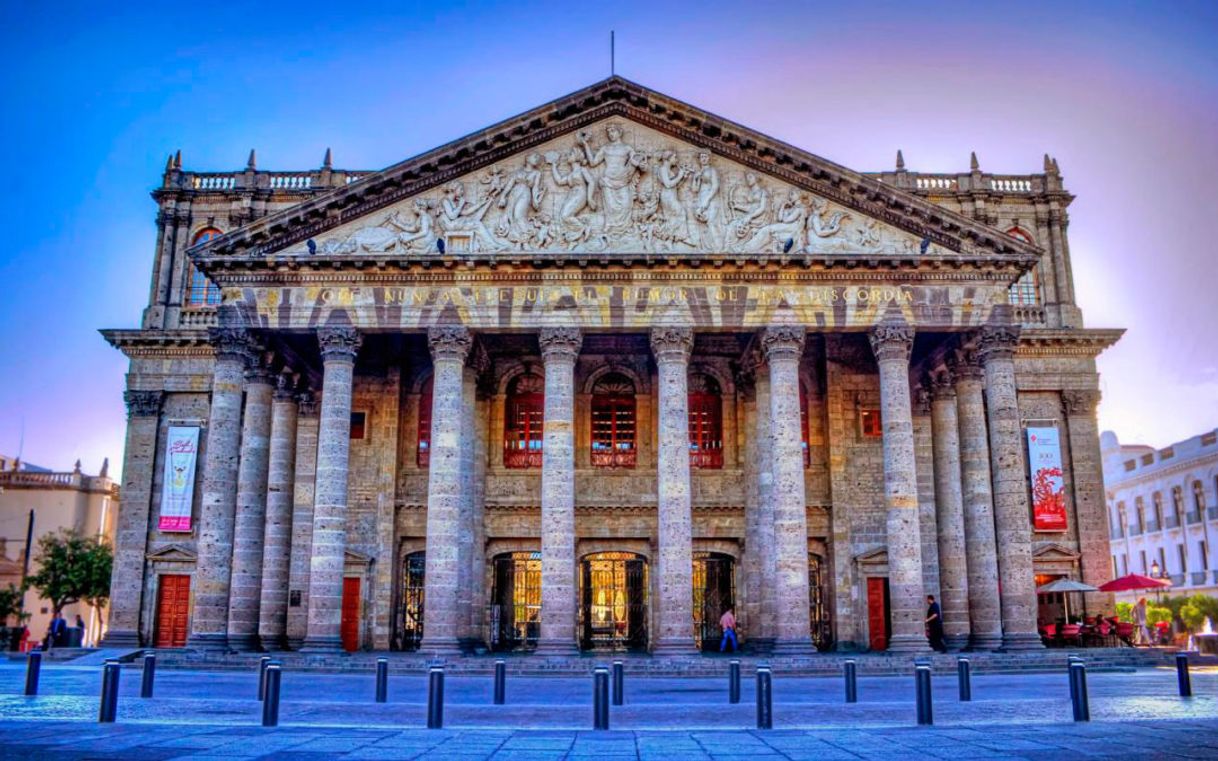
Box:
[259,633,289,652]
[419,637,463,657]
[286,637,305,651]
[226,633,261,652]
[651,637,699,657]
[299,635,346,654]
[999,631,1045,651]
[944,633,971,652]
[101,629,142,649]
[747,637,776,654]
[185,632,230,652]
[770,637,814,655]
[534,639,580,657]
[885,633,932,654]
[968,632,1004,651]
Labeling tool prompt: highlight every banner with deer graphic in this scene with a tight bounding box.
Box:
[159,426,199,532]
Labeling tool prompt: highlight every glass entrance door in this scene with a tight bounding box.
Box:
[491,551,541,650]
[579,552,648,651]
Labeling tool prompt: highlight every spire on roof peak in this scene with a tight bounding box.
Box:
[896,149,905,171]
[323,147,332,169]
[174,150,182,169]
[246,149,257,171]
[969,151,980,172]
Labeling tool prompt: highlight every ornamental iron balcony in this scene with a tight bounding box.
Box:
[590,449,637,469]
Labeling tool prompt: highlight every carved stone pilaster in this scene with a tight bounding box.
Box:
[649,326,694,363]
[317,326,361,362]
[1062,389,1101,416]
[869,321,915,363]
[123,390,164,418]
[428,326,472,362]
[760,325,806,361]
[538,327,583,363]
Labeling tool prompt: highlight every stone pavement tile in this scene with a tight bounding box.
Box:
[488,752,568,761]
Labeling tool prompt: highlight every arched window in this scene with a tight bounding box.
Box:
[504,373,544,468]
[187,228,223,307]
[591,373,636,468]
[688,373,723,469]
[1005,227,1040,306]
[417,375,433,468]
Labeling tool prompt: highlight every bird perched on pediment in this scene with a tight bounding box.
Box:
[920,236,931,255]
[306,238,317,255]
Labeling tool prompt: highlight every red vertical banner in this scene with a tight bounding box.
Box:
[1026,426,1067,532]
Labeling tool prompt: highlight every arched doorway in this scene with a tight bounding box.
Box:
[398,551,425,651]
[491,551,541,651]
[693,552,735,651]
[579,552,648,651]
[809,553,833,651]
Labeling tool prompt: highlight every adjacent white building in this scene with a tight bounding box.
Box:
[1104,429,1218,602]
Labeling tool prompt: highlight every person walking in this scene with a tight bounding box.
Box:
[1134,597,1151,646]
[719,607,738,653]
[925,595,947,652]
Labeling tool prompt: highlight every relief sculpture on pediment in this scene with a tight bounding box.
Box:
[295,120,942,258]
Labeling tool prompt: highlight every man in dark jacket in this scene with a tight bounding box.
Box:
[925,595,947,652]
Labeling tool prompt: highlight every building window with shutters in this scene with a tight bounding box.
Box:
[590,373,636,469]
[504,373,544,469]
[186,228,223,307]
[688,373,723,469]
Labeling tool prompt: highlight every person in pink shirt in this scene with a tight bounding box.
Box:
[719,608,738,652]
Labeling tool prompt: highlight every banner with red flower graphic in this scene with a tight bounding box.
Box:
[159,426,199,532]
[1026,426,1067,532]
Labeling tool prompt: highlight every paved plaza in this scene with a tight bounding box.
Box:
[1,660,1217,758]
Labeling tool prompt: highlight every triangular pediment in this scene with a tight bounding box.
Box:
[195,77,1039,267]
[1033,543,1081,563]
[146,544,197,563]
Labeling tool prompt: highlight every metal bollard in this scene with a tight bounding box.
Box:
[98,660,121,723]
[957,657,971,702]
[1069,662,1090,722]
[755,667,773,730]
[612,661,624,706]
[1066,656,1082,706]
[729,659,741,704]
[593,667,610,730]
[915,665,933,726]
[375,657,388,703]
[141,653,157,699]
[493,659,506,705]
[262,665,281,727]
[258,655,272,701]
[844,659,857,704]
[1176,652,1192,698]
[427,666,445,729]
[24,650,42,696]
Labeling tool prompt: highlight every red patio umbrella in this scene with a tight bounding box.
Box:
[1097,574,1172,593]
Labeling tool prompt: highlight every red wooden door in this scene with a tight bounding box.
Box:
[866,577,890,651]
[341,577,361,652]
[154,574,191,648]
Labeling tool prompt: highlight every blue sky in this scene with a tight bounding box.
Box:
[2,1,1216,474]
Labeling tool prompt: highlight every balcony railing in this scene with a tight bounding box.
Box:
[503,449,543,469]
[1169,573,1185,587]
[1145,520,1160,533]
[590,450,637,469]
[1128,525,1142,536]
[1187,511,1203,524]
[1209,506,1218,520]
[1191,571,1208,586]
[689,450,723,470]
[1165,515,1180,529]
[1110,527,1124,540]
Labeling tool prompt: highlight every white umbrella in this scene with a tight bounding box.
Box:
[1036,578,1100,621]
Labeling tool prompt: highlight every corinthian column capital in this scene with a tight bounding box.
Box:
[1062,389,1101,416]
[538,327,582,363]
[869,321,914,363]
[928,368,956,401]
[650,326,694,364]
[317,326,362,362]
[761,325,806,361]
[208,326,252,362]
[273,371,298,402]
[977,324,1021,363]
[123,390,164,418]
[427,325,472,362]
[948,348,985,381]
[244,346,275,385]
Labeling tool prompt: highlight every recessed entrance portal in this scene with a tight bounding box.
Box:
[579,552,648,651]
[692,552,735,651]
[398,551,425,651]
[491,551,541,651]
[809,553,833,651]
[153,574,190,648]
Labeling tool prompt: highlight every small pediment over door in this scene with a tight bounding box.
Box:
[854,547,889,576]
[1032,543,1081,576]
[146,544,198,564]
[344,549,373,573]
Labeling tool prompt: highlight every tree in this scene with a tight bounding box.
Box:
[24,530,113,616]
[1181,604,1205,633]
[0,584,28,626]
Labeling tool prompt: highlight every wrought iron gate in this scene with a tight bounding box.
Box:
[809,553,833,651]
[491,551,541,650]
[399,551,425,651]
[693,552,735,651]
[579,552,648,651]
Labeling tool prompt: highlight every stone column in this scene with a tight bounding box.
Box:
[257,373,299,650]
[455,367,476,646]
[929,371,970,651]
[754,367,777,647]
[286,393,319,648]
[187,325,251,651]
[301,326,362,652]
[102,390,163,647]
[537,327,581,654]
[979,322,1042,649]
[650,327,697,655]
[951,350,1004,649]
[763,326,813,653]
[226,349,275,651]
[869,321,928,653]
[420,326,472,654]
[1063,389,1114,610]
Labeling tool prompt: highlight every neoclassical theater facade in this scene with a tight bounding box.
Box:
[102,78,1120,655]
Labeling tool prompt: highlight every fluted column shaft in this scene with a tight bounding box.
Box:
[301,327,362,652]
[420,326,472,654]
[257,376,299,650]
[953,353,1003,649]
[650,327,696,654]
[286,395,319,648]
[929,375,970,650]
[764,326,812,653]
[980,323,1042,649]
[226,355,275,651]
[869,322,928,652]
[187,327,251,651]
[537,327,581,654]
[103,391,163,647]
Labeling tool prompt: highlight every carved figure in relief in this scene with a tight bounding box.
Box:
[547,148,598,246]
[439,181,505,251]
[398,199,438,252]
[807,197,848,239]
[855,218,882,249]
[579,124,645,236]
[726,172,769,243]
[496,153,546,245]
[691,151,724,249]
[654,150,693,246]
[741,190,810,253]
